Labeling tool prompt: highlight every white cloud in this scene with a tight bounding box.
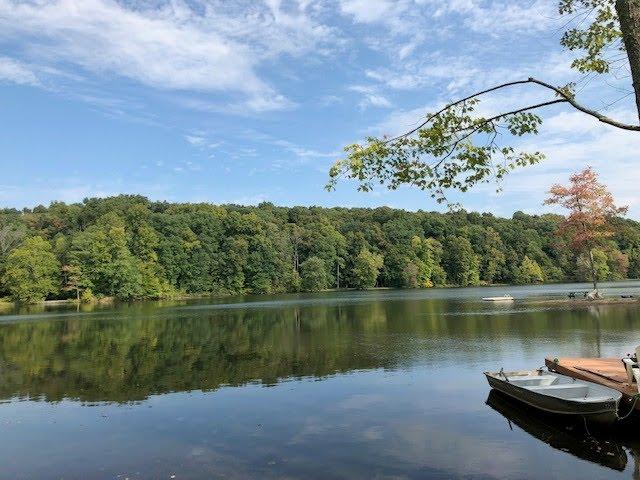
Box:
[318,94,343,107]
[362,93,392,108]
[337,0,556,60]
[349,85,392,109]
[339,0,397,23]
[271,138,340,159]
[366,50,576,98]
[427,0,556,35]
[0,0,337,112]
[185,134,206,146]
[0,56,39,85]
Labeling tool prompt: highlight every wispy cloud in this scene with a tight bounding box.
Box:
[349,85,392,109]
[0,56,39,86]
[271,138,340,159]
[0,0,338,112]
[185,134,207,147]
[338,0,398,24]
[364,50,576,99]
[453,0,556,35]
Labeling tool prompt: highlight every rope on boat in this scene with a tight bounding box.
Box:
[616,393,640,421]
[581,415,593,438]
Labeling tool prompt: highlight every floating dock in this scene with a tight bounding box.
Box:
[546,357,640,410]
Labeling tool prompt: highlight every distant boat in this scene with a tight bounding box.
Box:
[485,369,622,424]
[482,295,514,302]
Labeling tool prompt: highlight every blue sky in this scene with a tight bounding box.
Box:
[1,0,639,217]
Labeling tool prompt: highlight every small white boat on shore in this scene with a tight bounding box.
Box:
[482,295,514,302]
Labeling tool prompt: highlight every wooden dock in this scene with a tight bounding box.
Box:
[546,356,640,410]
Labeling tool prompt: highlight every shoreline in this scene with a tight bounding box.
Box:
[520,297,640,307]
[2,283,640,311]
[0,292,224,311]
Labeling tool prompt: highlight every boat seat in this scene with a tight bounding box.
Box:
[528,384,586,391]
[509,375,557,387]
[566,396,614,402]
[511,375,556,381]
[529,384,590,398]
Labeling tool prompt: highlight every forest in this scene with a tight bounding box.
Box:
[0,194,639,303]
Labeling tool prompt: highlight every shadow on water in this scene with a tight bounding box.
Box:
[486,389,640,477]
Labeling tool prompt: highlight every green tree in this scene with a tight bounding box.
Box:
[470,227,506,284]
[0,222,25,294]
[409,236,439,288]
[2,236,60,303]
[351,249,384,290]
[576,249,611,282]
[301,216,346,286]
[219,236,248,293]
[61,264,92,302]
[427,238,447,286]
[0,222,25,260]
[628,248,640,278]
[300,256,330,292]
[68,218,147,300]
[606,248,629,280]
[381,246,412,288]
[442,236,480,286]
[515,256,545,284]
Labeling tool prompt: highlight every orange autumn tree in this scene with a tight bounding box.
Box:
[545,167,627,295]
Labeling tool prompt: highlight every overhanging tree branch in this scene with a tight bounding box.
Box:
[328,0,640,204]
[384,79,535,143]
[387,77,640,146]
[528,77,640,131]
[432,99,568,169]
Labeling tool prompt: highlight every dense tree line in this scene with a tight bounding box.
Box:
[0,195,639,303]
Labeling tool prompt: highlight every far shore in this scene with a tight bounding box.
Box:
[521,296,640,307]
[2,282,640,311]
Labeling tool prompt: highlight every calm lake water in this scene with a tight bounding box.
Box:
[2,281,640,479]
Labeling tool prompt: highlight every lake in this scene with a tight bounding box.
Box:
[1,281,640,479]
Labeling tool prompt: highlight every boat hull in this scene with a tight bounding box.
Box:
[485,371,620,424]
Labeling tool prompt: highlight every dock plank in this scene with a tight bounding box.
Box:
[545,357,640,410]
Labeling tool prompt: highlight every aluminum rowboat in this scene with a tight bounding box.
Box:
[484,369,622,424]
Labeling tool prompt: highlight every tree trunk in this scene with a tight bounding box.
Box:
[588,248,598,292]
[617,0,640,120]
